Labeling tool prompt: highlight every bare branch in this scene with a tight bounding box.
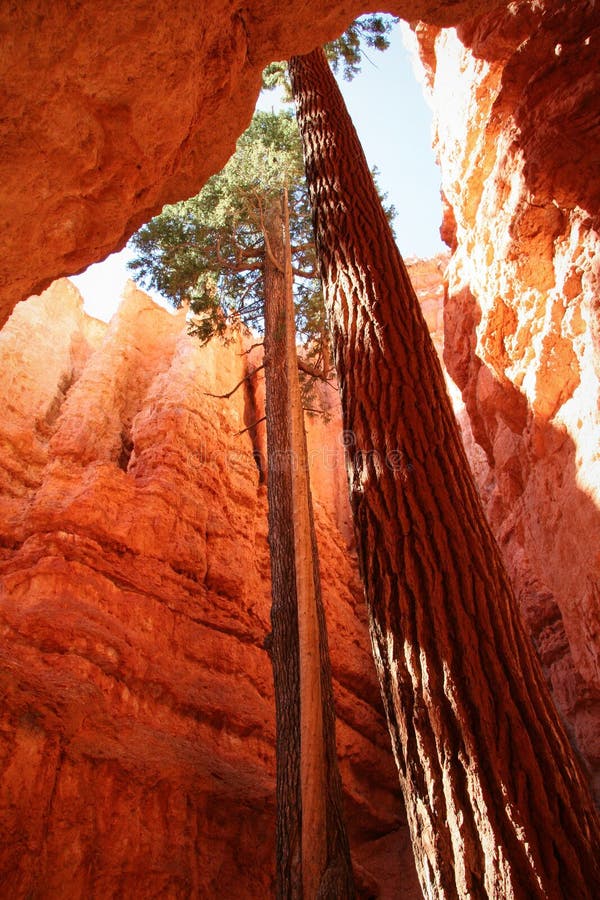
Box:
[227,302,263,322]
[292,266,317,279]
[229,261,264,273]
[205,364,265,400]
[235,415,266,436]
[240,246,265,259]
[259,204,285,274]
[215,236,227,267]
[239,341,265,356]
[297,358,332,383]
[214,237,263,274]
[236,274,262,309]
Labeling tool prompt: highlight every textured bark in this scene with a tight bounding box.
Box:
[264,201,302,896]
[289,48,600,899]
[287,238,327,898]
[264,195,354,898]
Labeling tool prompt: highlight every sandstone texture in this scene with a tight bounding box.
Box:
[409,0,600,796]
[0,0,503,325]
[0,280,422,898]
[1,0,599,886]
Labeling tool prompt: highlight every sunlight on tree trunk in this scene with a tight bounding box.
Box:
[283,188,327,896]
[264,192,354,898]
[128,109,355,896]
[289,47,600,899]
[264,198,302,897]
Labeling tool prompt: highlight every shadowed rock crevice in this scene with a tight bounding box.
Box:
[116,426,134,472]
[42,370,76,432]
[242,356,267,486]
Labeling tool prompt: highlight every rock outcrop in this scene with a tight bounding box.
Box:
[0,0,502,325]
[0,280,422,897]
[409,0,600,797]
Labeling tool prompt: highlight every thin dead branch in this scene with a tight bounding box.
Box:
[297,359,337,389]
[205,364,265,400]
[236,415,267,436]
[239,341,265,356]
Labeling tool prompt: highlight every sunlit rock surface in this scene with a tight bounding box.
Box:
[0,280,424,897]
[409,0,600,797]
[1,0,599,887]
[0,0,499,325]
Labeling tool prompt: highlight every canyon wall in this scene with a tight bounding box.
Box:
[409,0,600,797]
[0,0,501,325]
[0,280,421,897]
[1,0,599,888]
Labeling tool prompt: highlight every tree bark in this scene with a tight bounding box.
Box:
[264,199,302,897]
[263,194,354,898]
[289,47,600,899]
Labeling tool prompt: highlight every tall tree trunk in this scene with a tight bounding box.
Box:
[289,48,600,899]
[263,193,354,898]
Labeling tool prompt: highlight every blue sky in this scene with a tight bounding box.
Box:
[72,21,444,321]
[338,23,444,259]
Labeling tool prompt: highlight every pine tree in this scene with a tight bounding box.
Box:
[289,46,600,899]
[129,110,354,898]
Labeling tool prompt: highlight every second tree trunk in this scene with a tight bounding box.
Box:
[263,193,354,898]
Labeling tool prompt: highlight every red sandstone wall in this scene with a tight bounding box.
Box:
[409,0,600,798]
[0,280,422,897]
[1,0,599,887]
[0,0,501,325]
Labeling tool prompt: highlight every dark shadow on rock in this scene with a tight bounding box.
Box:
[447,340,600,804]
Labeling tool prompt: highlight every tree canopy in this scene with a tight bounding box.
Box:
[263,13,398,93]
[128,110,324,349]
[129,14,398,359]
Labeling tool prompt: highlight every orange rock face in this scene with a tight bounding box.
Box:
[1,0,599,885]
[0,281,422,897]
[0,0,502,325]
[410,0,600,797]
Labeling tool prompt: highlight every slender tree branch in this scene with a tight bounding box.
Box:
[239,341,265,356]
[236,274,262,309]
[241,262,265,272]
[259,203,285,274]
[297,359,336,386]
[205,364,265,400]
[212,238,263,273]
[227,301,263,322]
[240,246,265,259]
[292,266,317,279]
[235,415,266,436]
[229,261,265,274]
[215,236,227,268]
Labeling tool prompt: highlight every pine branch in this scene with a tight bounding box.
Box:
[297,359,336,388]
[259,202,285,274]
[236,274,262,309]
[292,266,317,279]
